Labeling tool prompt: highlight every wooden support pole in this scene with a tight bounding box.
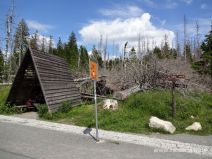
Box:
[171,81,176,118]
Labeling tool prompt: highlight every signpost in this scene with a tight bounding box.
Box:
[168,74,186,118]
[89,60,99,141]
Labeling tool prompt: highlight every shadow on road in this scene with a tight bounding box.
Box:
[83,126,98,142]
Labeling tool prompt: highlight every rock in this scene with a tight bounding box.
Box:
[103,99,118,110]
[190,115,194,119]
[149,116,176,134]
[185,122,202,131]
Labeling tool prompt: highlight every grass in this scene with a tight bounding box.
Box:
[40,89,212,135]
[0,85,20,114]
[1,85,211,135]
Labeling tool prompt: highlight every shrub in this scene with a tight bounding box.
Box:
[37,104,49,118]
[0,103,20,114]
[57,101,72,113]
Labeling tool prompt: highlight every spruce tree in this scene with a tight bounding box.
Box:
[48,35,53,54]
[153,47,162,59]
[56,37,64,57]
[67,32,79,69]
[129,47,136,61]
[13,19,29,68]
[162,42,170,58]
[184,42,192,62]
[30,30,39,50]
[0,49,4,82]
[193,29,212,77]
[41,37,45,52]
[91,46,103,68]
[79,45,89,71]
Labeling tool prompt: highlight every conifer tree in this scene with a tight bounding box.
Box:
[129,47,136,61]
[41,37,45,52]
[91,46,103,68]
[30,30,38,50]
[193,29,212,77]
[56,37,64,57]
[13,19,29,67]
[48,35,53,54]
[79,45,89,71]
[153,47,162,59]
[67,32,79,69]
[0,49,4,82]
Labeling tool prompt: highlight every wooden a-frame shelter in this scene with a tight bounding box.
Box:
[6,48,81,112]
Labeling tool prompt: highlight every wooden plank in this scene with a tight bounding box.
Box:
[45,89,80,95]
[36,66,71,76]
[38,73,73,80]
[34,59,69,70]
[42,84,77,90]
[45,91,80,98]
[32,49,66,64]
[47,94,81,102]
[38,70,73,79]
[40,77,73,83]
[48,97,81,105]
[49,98,81,107]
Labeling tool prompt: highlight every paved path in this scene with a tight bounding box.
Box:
[0,115,211,159]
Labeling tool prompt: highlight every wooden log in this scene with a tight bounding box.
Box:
[113,85,141,100]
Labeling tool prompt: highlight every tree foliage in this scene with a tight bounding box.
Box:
[30,30,39,50]
[0,49,4,82]
[79,45,89,71]
[193,30,212,77]
[90,46,103,68]
[12,19,30,73]
[66,32,79,69]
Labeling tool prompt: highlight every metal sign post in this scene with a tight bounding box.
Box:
[89,60,99,142]
[93,80,99,141]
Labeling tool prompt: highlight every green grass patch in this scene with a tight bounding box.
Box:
[0,86,20,114]
[40,89,212,135]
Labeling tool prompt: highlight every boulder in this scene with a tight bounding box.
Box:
[103,99,118,110]
[185,122,202,131]
[149,116,176,134]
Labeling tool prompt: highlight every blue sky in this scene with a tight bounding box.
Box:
[0,0,211,55]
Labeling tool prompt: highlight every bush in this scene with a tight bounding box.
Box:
[57,101,72,113]
[37,104,50,118]
[0,103,20,114]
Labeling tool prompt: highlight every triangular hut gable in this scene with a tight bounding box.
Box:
[7,48,81,112]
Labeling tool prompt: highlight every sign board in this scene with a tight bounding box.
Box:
[89,60,98,80]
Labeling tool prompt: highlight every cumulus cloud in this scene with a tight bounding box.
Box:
[79,13,175,51]
[99,5,144,18]
[26,20,54,33]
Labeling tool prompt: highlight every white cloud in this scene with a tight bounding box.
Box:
[141,0,178,9]
[165,0,178,9]
[79,13,175,50]
[182,0,193,4]
[26,20,54,33]
[99,5,144,18]
[29,33,55,49]
[142,0,157,7]
[200,3,206,9]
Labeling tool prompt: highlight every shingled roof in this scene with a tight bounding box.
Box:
[6,48,81,112]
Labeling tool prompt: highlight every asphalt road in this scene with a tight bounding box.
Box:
[0,122,209,159]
